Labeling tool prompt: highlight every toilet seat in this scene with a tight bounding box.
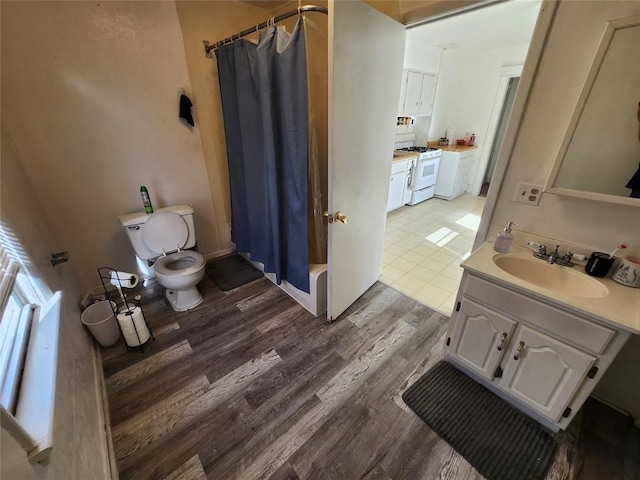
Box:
[154,251,205,277]
[142,211,188,255]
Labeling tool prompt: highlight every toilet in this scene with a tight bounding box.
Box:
[119,205,205,312]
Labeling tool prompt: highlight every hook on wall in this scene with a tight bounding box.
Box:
[51,251,69,267]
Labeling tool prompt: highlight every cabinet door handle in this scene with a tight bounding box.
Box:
[497,332,508,351]
[513,341,525,360]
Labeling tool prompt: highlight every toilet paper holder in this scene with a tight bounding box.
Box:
[97,266,154,352]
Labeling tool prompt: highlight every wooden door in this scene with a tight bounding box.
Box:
[327,0,406,320]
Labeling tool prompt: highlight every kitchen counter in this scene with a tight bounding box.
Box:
[392,151,419,162]
[427,142,478,153]
[462,242,640,334]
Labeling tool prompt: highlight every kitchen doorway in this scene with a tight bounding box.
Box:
[381,193,485,316]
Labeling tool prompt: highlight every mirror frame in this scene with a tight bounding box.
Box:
[544,14,640,207]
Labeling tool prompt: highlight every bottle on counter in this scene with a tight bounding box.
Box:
[140,186,154,214]
[494,221,515,253]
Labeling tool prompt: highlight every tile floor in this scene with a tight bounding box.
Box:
[381,193,486,316]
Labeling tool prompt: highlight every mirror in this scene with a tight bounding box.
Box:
[546,14,640,206]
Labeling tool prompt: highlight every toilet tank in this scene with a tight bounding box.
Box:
[119,205,197,261]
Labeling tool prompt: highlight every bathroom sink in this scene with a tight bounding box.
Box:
[493,255,609,298]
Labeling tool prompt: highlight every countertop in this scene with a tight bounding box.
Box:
[392,151,419,162]
[461,242,640,334]
[427,142,478,153]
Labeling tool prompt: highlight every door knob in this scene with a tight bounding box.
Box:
[323,211,348,224]
[335,212,348,224]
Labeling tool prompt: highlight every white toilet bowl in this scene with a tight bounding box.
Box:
[120,206,207,313]
[154,250,205,311]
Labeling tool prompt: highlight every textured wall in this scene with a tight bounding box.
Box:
[1,1,217,292]
[1,129,110,479]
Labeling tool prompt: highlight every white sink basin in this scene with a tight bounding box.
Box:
[493,255,609,298]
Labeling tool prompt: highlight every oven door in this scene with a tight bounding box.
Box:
[415,156,441,190]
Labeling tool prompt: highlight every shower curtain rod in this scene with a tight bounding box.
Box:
[203,4,328,57]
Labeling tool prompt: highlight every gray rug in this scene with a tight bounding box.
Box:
[205,254,263,291]
[402,361,556,480]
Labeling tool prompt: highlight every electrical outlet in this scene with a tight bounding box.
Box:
[514,182,543,206]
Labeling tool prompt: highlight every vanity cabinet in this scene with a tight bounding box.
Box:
[497,325,595,421]
[446,271,629,431]
[398,70,436,117]
[448,300,516,380]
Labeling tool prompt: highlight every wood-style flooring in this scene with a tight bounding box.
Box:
[101,273,640,480]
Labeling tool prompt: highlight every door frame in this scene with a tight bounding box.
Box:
[474,0,559,250]
[469,64,523,195]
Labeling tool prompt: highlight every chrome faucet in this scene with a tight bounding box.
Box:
[547,245,561,264]
[532,243,574,267]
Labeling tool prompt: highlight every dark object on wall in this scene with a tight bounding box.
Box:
[179,94,194,127]
[402,360,556,480]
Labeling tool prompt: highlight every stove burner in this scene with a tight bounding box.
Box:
[396,146,439,153]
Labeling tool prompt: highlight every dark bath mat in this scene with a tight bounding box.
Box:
[205,254,263,291]
[402,361,556,480]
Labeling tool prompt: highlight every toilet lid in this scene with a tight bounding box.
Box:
[142,211,188,255]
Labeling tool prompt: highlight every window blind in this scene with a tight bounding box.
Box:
[0,246,20,314]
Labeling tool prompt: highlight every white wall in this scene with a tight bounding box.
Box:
[1,129,110,479]
[403,39,440,72]
[487,0,640,420]
[1,1,219,292]
[429,44,529,187]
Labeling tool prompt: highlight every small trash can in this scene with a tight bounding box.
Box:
[81,301,120,347]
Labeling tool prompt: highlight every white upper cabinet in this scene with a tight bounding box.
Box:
[398,70,437,117]
[418,73,436,116]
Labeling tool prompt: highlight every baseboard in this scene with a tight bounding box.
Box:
[92,342,118,479]
[203,247,235,262]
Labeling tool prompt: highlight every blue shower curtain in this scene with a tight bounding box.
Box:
[216,19,310,293]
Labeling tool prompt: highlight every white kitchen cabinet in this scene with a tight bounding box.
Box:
[446,270,629,431]
[398,70,436,117]
[418,74,436,116]
[435,150,475,200]
[387,159,408,213]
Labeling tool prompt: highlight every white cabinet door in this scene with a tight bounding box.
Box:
[449,300,517,380]
[452,153,471,198]
[435,151,459,199]
[387,172,406,212]
[418,74,436,116]
[398,70,408,116]
[498,325,595,421]
[403,71,422,116]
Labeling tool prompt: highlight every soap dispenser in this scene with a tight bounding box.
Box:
[494,221,514,253]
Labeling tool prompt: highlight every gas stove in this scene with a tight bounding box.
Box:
[395,146,440,153]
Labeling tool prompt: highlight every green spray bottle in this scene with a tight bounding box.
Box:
[140,186,154,214]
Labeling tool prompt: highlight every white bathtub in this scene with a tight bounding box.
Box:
[239,253,327,317]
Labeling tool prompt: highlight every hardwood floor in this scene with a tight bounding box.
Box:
[101,273,639,480]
